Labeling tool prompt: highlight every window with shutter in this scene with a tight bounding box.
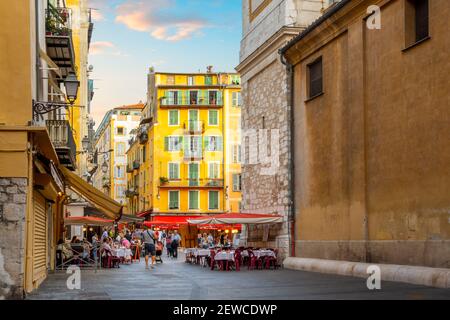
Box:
[233,174,242,192]
[169,110,179,126]
[308,57,323,98]
[169,191,179,210]
[208,191,219,210]
[208,162,220,179]
[189,190,199,209]
[168,163,179,180]
[190,91,198,105]
[208,110,218,125]
[205,75,212,85]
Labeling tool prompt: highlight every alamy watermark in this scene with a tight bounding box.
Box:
[66,265,81,290]
[366,265,381,290]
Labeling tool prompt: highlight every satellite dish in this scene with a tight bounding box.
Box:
[88,65,94,72]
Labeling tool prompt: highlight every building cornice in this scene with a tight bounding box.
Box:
[236,26,302,75]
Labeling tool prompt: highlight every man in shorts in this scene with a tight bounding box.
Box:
[141,226,156,269]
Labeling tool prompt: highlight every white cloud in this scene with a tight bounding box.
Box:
[115,0,208,42]
[90,41,129,57]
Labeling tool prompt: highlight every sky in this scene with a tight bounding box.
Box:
[88,0,242,128]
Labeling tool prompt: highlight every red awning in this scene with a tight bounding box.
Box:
[150,215,204,224]
[137,209,153,218]
[187,213,283,225]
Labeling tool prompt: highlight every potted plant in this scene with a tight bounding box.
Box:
[160,177,169,185]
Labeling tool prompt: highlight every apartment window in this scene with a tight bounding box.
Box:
[208,162,220,179]
[168,191,179,210]
[308,57,323,99]
[115,166,125,178]
[208,110,219,126]
[406,0,429,46]
[232,92,242,107]
[168,110,179,126]
[116,142,125,156]
[209,90,218,105]
[116,127,125,135]
[187,163,199,187]
[208,191,219,210]
[205,136,222,152]
[188,76,194,85]
[186,136,202,157]
[166,75,175,85]
[168,163,180,180]
[165,136,183,151]
[189,190,199,210]
[232,174,242,192]
[232,144,242,163]
[168,91,179,105]
[190,91,198,105]
[116,185,125,198]
[205,75,213,85]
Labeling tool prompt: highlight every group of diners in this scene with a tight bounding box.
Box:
[184,246,281,271]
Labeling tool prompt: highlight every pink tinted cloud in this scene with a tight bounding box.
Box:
[90,41,128,57]
[115,0,207,41]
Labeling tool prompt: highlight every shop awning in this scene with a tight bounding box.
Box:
[59,165,123,220]
[137,209,153,218]
[187,213,283,225]
[151,215,205,225]
[119,214,144,223]
[64,216,114,227]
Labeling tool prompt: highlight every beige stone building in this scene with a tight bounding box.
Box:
[281,0,450,267]
[236,0,334,258]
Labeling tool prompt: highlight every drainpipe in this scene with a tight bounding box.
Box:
[279,51,296,257]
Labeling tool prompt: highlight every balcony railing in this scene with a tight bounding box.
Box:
[46,120,76,171]
[161,95,223,107]
[184,149,203,160]
[183,121,204,133]
[159,179,224,188]
[45,4,75,79]
[139,132,148,144]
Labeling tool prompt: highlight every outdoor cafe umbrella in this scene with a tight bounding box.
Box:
[187,213,283,225]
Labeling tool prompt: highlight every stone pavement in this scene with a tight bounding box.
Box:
[27,252,450,300]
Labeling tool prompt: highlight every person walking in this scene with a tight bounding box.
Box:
[141,226,156,269]
[166,232,173,258]
[171,230,181,259]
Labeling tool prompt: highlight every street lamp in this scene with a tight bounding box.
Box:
[32,72,80,116]
[64,72,80,104]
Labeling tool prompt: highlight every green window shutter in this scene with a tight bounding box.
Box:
[217,136,223,151]
[209,191,218,209]
[204,136,209,151]
[169,191,179,209]
[209,110,218,125]
[177,90,183,105]
[189,191,199,209]
[164,137,169,151]
[217,91,223,105]
[178,136,183,151]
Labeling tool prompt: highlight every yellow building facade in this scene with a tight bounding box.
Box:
[127,70,242,245]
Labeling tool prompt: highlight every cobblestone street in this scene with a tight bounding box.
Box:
[27,253,450,300]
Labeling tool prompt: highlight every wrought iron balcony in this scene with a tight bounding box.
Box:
[183,120,204,134]
[139,131,148,144]
[45,4,75,80]
[46,120,76,171]
[160,94,223,107]
[159,179,224,189]
[184,149,203,161]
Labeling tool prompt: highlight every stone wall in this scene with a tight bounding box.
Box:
[0,178,27,299]
[241,60,291,259]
